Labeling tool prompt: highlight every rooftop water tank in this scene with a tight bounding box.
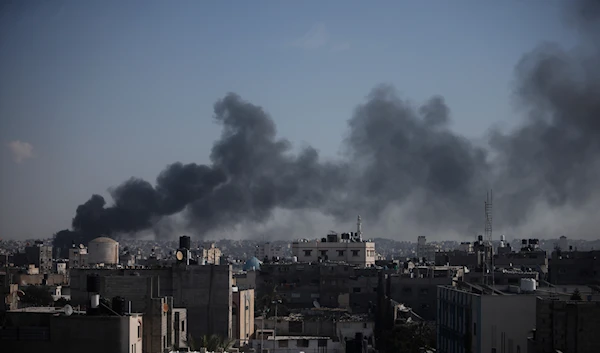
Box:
[520,278,537,292]
[88,237,119,264]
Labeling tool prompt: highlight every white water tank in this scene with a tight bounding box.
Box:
[520,278,537,292]
[88,237,119,264]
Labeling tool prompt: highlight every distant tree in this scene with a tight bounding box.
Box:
[21,286,53,306]
[571,288,582,301]
[198,334,234,351]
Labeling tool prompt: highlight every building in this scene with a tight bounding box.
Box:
[528,297,600,353]
[0,307,143,353]
[24,241,53,274]
[389,266,462,321]
[417,236,437,263]
[558,235,568,251]
[88,237,119,265]
[292,216,376,267]
[256,242,286,262]
[68,246,88,268]
[232,286,254,346]
[69,264,232,341]
[202,243,222,265]
[437,284,537,353]
[548,249,600,285]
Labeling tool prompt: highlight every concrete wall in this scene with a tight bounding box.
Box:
[1,312,140,353]
[532,298,600,353]
[233,288,254,345]
[13,273,67,286]
[292,241,376,266]
[480,295,536,353]
[389,276,451,320]
[70,265,232,341]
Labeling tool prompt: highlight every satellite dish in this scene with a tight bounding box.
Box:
[63,304,73,316]
[176,251,184,261]
[313,300,321,308]
[162,303,169,313]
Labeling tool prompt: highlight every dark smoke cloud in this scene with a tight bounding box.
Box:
[55,0,600,249]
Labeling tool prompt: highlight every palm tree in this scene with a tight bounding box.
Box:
[198,334,235,351]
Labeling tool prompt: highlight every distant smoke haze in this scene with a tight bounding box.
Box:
[54,0,600,250]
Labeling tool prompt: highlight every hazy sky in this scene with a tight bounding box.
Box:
[0,1,578,239]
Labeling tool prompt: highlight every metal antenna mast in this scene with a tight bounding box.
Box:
[484,190,493,287]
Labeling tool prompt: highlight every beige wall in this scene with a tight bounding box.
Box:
[233,288,255,346]
[292,241,376,267]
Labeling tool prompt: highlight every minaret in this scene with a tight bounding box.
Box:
[357,215,362,240]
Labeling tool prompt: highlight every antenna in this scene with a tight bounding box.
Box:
[484,190,493,287]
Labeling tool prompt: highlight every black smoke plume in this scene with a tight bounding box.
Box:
[54,0,600,250]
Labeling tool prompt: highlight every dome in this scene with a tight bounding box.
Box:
[89,237,117,244]
[243,257,261,271]
[88,237,119,264]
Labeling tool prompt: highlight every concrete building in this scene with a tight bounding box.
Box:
[256,242,286,262]
[88,237,119,265]
[389,267,461,321]
[549,249,600,285]
[0,307,143,353]
[232,286,254,346]
[292,216,376,267]
[437,285,537,353]
[528,297,600,353]
[254,309,374,353]
[68,246,89,268]
[558,235,568,251]
[417,236,437,263]
[24,241,53,274]
[202,243,222,265]
[292,236,376,267]
[69,264,232,341]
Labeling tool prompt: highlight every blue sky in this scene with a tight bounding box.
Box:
[0,0,577,239]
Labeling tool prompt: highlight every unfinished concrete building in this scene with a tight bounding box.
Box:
[69,264,232,341]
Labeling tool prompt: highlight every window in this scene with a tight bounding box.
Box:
[297,339,309,347]
[278,340,288,348]
[137,325,141,338]
[403,287,413,294]
[181,320,185,332]
[338,250,345,256]
[352,250,359,257]
[353,287,361,293]
[304,250,312,256]
[320,250,328,256]
[473,323,477,336]
[318,339,327,347]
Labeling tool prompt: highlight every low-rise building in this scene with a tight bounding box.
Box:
[528,297,600,353]
[0,307,143,353]
[437,284,537,353]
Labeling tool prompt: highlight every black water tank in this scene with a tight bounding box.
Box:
[179,235,191,250]
[87,274,101,293]
[112,296,127,315]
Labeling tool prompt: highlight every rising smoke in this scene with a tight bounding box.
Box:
[54,0,600,250]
